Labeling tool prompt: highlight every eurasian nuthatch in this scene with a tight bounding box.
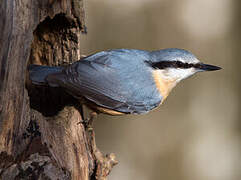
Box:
[29,48,221,115]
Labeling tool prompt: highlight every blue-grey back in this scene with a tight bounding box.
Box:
[55,49,163,113]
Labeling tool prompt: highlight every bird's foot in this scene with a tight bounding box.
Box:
[80,111,96,127]
[85,111,97,129]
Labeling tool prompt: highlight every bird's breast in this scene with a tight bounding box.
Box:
[152,70,177,103]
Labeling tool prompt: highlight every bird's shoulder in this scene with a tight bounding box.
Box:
[82,49,151,65]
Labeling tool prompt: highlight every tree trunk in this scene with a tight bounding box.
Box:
[0,0,116,179]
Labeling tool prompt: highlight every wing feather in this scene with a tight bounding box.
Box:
[46,50,162,114]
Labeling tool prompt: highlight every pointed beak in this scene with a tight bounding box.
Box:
[198,63,222,71]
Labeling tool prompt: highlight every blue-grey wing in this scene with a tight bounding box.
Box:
[47,49,162,114]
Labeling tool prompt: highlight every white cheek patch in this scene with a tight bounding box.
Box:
[161,68,196,82]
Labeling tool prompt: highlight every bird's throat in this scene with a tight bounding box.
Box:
[152,70,177,103]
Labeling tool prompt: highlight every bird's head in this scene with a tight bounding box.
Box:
[150,48,221,82]
[149,48,221,101]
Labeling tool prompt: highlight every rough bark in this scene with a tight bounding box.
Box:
[0,0,116,179]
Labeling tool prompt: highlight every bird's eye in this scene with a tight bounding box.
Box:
[175,61,183,68]
[184,63,191,68]
[175,61,194,69]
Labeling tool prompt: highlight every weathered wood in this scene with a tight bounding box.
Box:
[0,0,117,179]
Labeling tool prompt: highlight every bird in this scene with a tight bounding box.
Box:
[29,48,221,115]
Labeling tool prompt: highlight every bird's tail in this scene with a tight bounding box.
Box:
[28,64,64,87]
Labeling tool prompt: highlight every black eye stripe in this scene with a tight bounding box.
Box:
[146,61,199,69]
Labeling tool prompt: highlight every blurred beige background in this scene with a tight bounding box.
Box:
[79,0,241,179]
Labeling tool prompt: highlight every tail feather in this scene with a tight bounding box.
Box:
[28,64,64,87]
